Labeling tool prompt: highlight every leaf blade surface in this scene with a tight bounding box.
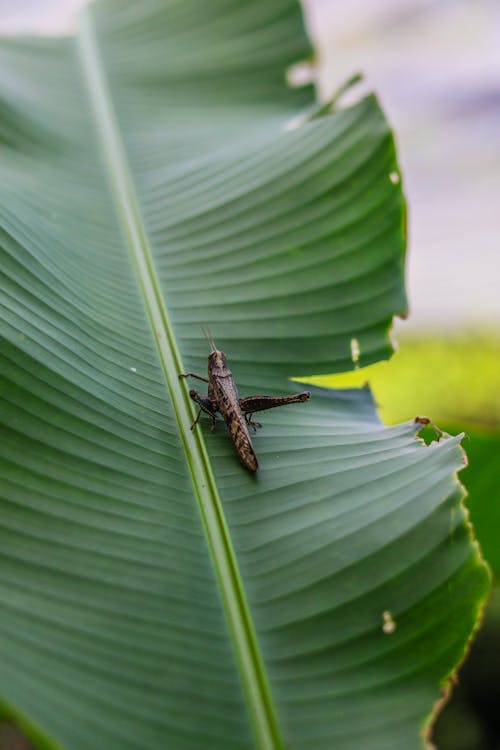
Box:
[0,2,488,750]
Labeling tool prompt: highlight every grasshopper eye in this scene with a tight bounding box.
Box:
[189,389,198,397]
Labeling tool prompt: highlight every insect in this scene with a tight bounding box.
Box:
[179,333,310,472]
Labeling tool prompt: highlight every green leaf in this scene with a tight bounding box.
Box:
[0,2,488,750]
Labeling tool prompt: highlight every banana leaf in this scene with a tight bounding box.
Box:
[0,1,489,749]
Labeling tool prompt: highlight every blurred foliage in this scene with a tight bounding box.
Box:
[304,330,500,575]
[306,330,500,428]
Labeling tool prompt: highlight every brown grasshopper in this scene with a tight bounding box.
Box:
[179,335,310,472]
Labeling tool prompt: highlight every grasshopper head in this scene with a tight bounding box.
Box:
[208,349,227,370]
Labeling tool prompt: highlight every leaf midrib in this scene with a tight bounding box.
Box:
[76,9,281,749]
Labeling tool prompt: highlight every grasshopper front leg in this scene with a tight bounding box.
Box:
[179,372,209,383]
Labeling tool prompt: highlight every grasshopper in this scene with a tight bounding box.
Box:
[179,334,310,472]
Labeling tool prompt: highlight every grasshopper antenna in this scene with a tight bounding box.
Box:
[201,326,216,352]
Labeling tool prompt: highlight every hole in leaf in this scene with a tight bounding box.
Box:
[382,610,397,634]
[350,337,361,368]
